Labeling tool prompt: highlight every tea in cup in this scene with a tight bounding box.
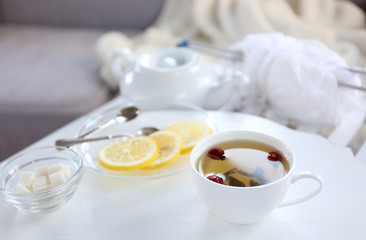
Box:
[190,131,323,224]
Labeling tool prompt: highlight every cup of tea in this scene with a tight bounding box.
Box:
[190,131,323,224]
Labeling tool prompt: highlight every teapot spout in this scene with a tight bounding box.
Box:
[203,71,249,109]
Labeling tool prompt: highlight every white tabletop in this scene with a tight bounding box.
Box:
[1,97,366,240]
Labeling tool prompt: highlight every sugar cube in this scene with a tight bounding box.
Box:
[12,183,32,194]
[62,164,71,179]
[32,176,48,189]
[49,171,66,187]
[48,163,71,179]
[19,171,35,188]
[47,164,64,175]
[33,184,52,193]
[35,166,48,177]
[13,163,72,194]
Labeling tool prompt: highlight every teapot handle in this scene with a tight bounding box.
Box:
[109,48,135,81]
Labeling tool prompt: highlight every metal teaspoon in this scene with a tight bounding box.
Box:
[77,106,140,138]
[55,127,159,147]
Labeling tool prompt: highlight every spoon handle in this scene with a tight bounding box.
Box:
[55,134,132,147]
[77,118,118,138]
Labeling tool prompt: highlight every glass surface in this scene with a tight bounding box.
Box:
[72,99,218,179]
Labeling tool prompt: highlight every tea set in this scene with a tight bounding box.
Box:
[0,46,323,224]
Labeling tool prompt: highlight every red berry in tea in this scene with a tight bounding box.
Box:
[207,175,224,184]
[268,151,282,161]
[208,148,225,160]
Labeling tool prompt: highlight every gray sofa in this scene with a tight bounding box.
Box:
[0,0,164,160]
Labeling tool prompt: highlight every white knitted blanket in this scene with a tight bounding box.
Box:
[97,0,366,64]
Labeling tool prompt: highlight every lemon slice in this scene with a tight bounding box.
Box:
[167,120,212,155]
[143,131,182,170]
[98,136,158,170]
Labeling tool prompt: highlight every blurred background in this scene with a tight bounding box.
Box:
[0,0,164,160]
[0,0,365,161]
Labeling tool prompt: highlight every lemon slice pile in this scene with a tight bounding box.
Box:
[98,120,212,171]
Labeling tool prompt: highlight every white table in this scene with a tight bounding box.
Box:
[1,97,366,240]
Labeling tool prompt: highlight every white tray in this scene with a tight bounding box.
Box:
[1,109,365,239]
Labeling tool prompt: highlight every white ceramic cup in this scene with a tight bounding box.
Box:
[190,131,323,224]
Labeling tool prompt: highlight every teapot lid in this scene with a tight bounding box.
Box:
[139,48,199,72]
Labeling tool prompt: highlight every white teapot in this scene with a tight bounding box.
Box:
[110,47,247,109]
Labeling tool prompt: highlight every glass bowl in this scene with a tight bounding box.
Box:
[0,146,83,213]
[72,98,218,179]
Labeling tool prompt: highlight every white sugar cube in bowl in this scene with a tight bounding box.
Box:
[19,171,35,188]
[0,146,83,213]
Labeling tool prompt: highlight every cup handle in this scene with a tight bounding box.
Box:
[278,171,323,208]
[108,48,135,81]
